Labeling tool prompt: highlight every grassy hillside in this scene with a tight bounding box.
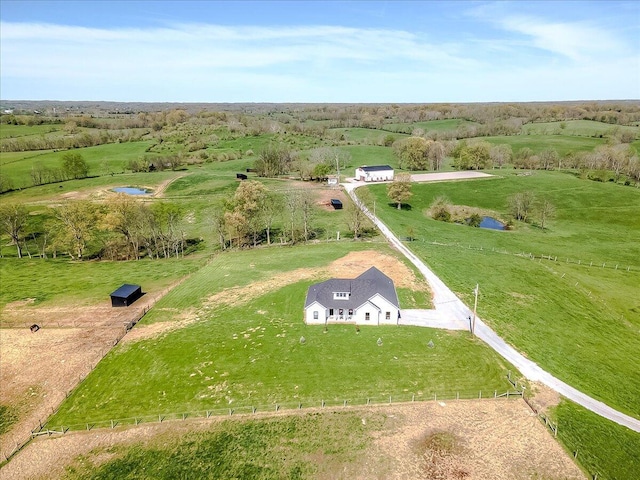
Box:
[48,243,515,428]
[366,171,640,416]
[553,400,640,480]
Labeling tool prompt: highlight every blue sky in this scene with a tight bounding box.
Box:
[1,1,639,102]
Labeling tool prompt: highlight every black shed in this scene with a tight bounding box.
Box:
[110,284,142,307]
[330,199,343,209]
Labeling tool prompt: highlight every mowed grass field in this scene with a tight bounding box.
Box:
[552,400,640,480]
[366,171,640,417]
[48,242,515,428]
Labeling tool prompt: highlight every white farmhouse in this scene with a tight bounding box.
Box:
[355,165,394,182]
[304,267,400,325]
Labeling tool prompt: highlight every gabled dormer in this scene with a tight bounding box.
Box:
[333,290,351,300]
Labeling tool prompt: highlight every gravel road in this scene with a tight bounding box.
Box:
[345,180,640,433]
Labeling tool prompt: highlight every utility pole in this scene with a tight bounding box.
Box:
[472,284,479,336]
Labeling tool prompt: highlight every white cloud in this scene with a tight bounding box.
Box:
[0,17,637,102]
[498,15,624,61]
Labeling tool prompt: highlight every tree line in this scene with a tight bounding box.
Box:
[0,196,188,261]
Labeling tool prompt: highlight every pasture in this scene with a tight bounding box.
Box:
[2,108,638,477]
[366,171,640,417]
[3,400,585,480]
[46,243,515,429]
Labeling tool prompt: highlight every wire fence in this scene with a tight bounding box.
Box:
[419,239,640,274]
[35,388,524,437]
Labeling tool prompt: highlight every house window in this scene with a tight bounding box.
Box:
[386,311,391,320]
[313,311,318,320]
[333,292,350,300]
[365,312,370,321]
[348,309,353,317]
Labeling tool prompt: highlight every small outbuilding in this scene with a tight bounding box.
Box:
[330,199,343,209]
[110,284,143,307]
[355,165,394,182]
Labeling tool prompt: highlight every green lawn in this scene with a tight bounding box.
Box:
[552,400,640,480]
[62,411,387,479]
[48,242,514,428]
[0,257,200,311]
[327,127,404,144]
[0,123,62,139]
[0,141,155,189]
[366,171,640,416]
[383,119,479,134]
[522,119,639,138]
[483,134,606,156]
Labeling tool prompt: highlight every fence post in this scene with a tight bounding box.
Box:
[412,394,415,402]
[252,406,256,414]
[494,390,497,398]
[206,410,211,418]
[389,395,392,404]
[479,391,482,399]
[111,420,114,429]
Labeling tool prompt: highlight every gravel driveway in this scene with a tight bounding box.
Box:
[344,180,640,433]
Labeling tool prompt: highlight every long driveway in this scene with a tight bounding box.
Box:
[344,181,640,433]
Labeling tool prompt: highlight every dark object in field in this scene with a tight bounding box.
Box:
[330,199,343,209]
[30,324,40,332]
[236,173,248,180]
[110,284,143,307]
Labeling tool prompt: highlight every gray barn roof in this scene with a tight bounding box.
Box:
[304,267,399,309]
[358,165,393,172]
[110,284,141,299]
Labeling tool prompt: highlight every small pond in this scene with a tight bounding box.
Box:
[479,216,505,230]
[113,187,151,195]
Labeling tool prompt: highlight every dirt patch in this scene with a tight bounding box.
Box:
[527,381,562,414]
[204,250,425,309]
[0,285,179,459]
[0,399,585,480]
[366,400,585,480]
[120,250,428,346]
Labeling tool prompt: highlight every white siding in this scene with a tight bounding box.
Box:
[369,294,400,325]
[355,167,394,182]
[305,302,326,324]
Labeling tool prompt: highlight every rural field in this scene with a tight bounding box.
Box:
[1,101,639,479]
[1,400,585,480]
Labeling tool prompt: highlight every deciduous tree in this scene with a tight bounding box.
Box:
[387,174,413,210]
[52,201,96,259]
[255,145,292,177]
[508,191,536,223]
[61,152,89,179]
[538,198,555,230]
[0,203,28,258]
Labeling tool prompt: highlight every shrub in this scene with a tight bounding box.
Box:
[467,213,482,227]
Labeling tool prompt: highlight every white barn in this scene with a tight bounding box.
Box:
[304,267,400,326]
[355,165,394,182]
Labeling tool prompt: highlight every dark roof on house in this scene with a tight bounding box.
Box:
[304,267,399,309]
[358,165,394,172]
[110,284,141,299]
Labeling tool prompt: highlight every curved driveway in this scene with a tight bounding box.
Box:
[344,181,640,433]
